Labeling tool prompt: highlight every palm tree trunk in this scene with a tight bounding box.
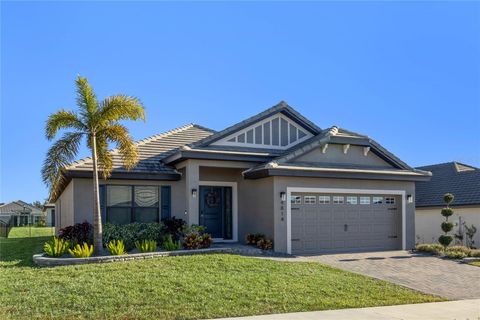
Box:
[91,133,103,255]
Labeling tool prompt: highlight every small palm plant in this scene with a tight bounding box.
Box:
[42,76,145,255]
[44,236,70,257]
[69,243,94,258]
[106,240,127,255]
[135,240,157,253]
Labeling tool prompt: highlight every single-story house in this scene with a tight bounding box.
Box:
[43,203,55,227]
[0,200,44,226]
[415,162,480,246]
[52,101,431,254]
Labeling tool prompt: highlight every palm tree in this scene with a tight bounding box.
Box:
[42,76,145,254]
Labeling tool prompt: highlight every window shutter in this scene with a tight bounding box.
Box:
[99,185,107,224]
[161,186,171,220]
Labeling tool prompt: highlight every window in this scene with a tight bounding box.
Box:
[319,196,330,204]
[333,196,344,204]
[373,197,383,204]
[346,196,357,205]
[106,185,160,224]
[385,197,395,204]
[360,197,370,205]
[304,196,316,204]
[290,195,301,204]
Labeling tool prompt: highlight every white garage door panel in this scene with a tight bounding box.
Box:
[291,193,401,254]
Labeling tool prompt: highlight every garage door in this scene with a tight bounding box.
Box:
[291,193,401,255]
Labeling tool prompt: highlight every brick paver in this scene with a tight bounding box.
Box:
[272,251,480,300]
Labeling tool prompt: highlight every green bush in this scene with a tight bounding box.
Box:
[162,234,181,251]
[68,242,93,258]
[469,249,480,257]
[106,240,126,256]
[43,237,70,257]
[443,193,454,204]
[415,243,444,255]
[446,246,471,255]
[135,239,157,253]
[440,208,454,218]
[445,250,468,259]
[441,222,454,233]
[103,223,164,251]
[438,235,453,247]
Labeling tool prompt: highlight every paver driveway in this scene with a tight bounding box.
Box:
[274,251,480,300]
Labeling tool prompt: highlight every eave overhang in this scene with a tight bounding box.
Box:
[163,149,275,165]
[65,170,182,181]
[244,166,432,182]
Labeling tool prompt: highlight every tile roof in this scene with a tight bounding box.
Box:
[66,124,215,174]
[0,201,42,215]
[415,162,480,207]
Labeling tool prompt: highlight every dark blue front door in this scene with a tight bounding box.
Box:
[199,186,226,238]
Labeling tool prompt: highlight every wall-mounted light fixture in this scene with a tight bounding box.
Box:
[191,188,197,198]
[280,192,286,202]
[407,194,413,203]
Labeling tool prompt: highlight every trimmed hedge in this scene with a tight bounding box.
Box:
[103,223,164,251]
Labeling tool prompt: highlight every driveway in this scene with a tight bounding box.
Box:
[272,251,480,300]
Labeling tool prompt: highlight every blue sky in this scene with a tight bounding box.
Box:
[1,1,479,204]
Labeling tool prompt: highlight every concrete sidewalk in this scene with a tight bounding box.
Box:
[215,299,480,320]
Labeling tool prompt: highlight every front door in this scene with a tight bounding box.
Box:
[199,186,232,239]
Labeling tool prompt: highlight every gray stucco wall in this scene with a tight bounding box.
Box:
[55,180,74,232]
[272,176,416,253]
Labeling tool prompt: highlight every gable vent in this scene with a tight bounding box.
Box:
[212,113,313,149]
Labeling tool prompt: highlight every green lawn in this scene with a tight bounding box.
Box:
[7,227,55,238]
[0,233,443,320]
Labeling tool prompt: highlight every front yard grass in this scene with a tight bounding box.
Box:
[0,234,443,320]
[7,226,54,238]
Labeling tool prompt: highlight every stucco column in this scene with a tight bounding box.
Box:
[184,161,200,225]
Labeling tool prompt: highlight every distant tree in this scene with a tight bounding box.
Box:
[31,201,44,209]
[438,193,454,247]
[42,76,145,255]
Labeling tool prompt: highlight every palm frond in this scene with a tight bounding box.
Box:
[45,110,85,140]
[75,76,98,118]
[100,124,139,170]
[41,132,84,193]
[99,95,145,123]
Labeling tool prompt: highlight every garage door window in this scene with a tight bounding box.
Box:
[373,197,383,204]
[360,196,370,204]
[333,196,344,204]
[304,196,316,204]
[346,196,357,204]
[291,196,301,204]
[385,197,395,204]
[319,196,330,204]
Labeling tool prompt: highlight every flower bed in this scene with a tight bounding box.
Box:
[415,243,480,263]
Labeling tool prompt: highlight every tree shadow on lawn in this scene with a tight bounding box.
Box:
[0,236,50,267]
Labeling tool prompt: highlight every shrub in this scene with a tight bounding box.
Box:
[68,243,94,258]
[257,238,273,250]
[465,224,477,248]
[446,246,471,255]
[58,221,93,246]
[162,217,187,241]
[445,250,468,259]
[36,217,47,227]
[44,237,70,257]
[441,208,454,218]
[469,249,480,257]
[182,225,211,250]
[106,240,126,256]
[245,233,265,245]
[439,235,453,247]
[443,193,454,204]
[441,222,454,233]
[135,239,157,253]
[415,243,444,255]
[162,234,181,251]
[103,223,163,251]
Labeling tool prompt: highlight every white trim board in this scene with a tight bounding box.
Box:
[198,181,238,243]
[286,187,406,255]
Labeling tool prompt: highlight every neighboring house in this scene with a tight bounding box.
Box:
[0,200,44,226]
[51,101,431,254]
[415,162,480,246]
[43,203,55,227]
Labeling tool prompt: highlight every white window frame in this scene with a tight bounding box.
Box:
[333,196,344,204]
[319,196,330,204]
[346,196,358,205]
[290,195,301,204]
[360,196,371,205]
[286,187,407,254]
[373,196,383,204]
[385,197,395,204]
[304,196,316,204]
